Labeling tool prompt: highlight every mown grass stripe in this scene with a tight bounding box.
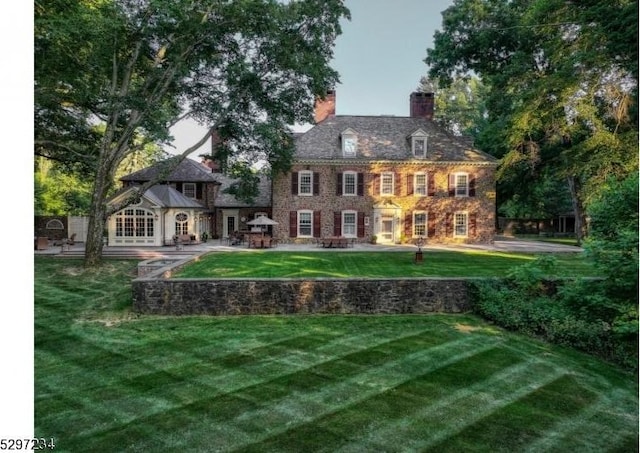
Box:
[221,335,503,452]
[522,389,640,453]
[334,358,565,452]
[59,328,439,441]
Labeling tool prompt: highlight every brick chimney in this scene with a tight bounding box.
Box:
[201,130,222,172]
[410,92,434,120]
[314,90,336,123]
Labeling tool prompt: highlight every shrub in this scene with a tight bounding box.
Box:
[471,256,638,371]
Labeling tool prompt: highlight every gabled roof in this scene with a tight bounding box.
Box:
[294,116,498,163]
[107,184,206,209]
[213,174,272,208]
[120,157,221,183]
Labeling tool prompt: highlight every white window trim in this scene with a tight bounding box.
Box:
[341,210,357,238]
[341,130,358,157]
[454,172,469,197]
[412,136,427,158]
[183,182,196,199]
[342,171,357,196]
[115,208,155,238]
[298,171,313,196]
[414,172,427,197]
[297,210,313,238]
[380,172,394,196]
[413,211,427,238]
[454,211,468,238]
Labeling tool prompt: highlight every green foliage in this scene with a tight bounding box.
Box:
[584,173,639,298]
[472,256,638,371]
[35,0,351,265]
[222,161,262,204]
[425,0,638,241]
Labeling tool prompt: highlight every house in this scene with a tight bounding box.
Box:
[271,91,499,244]
[106,151,274,246]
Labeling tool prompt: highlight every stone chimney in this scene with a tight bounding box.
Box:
[410,92,434,120]
[314,90,336,124]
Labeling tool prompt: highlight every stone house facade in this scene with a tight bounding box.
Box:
[271,91,498,244]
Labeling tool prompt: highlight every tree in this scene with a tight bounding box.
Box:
[417,76,487,137]
[35,0,350,266]
[425,0,638,243]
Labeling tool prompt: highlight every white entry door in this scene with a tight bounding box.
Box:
[379,216,395,243]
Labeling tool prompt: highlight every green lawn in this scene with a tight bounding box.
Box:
[35,257,637,452]
[174,250,598,278]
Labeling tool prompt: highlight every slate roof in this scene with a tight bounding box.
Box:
[107,184,206,209]
[213,174,272,208]
[143,185,206,209]
[120,157,220,183]
[294,116,498,164]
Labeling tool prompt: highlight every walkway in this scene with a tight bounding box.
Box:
[34,236,583,259]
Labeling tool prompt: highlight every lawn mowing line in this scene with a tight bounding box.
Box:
[64,328,434,441]
[220,335,503,452]
[334,357,567,452]
[521,388,640,453]
[184,329,433,391]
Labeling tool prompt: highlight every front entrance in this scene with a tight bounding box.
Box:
[379,216,395,243]
[373,201,402,244]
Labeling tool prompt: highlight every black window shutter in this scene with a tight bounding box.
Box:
[428,215,436,237]
[196,183,203,199]
[289,211,297,237]
[357,212,365,237]
[407,174,414,195]
[470,213,477,236]
[291,172,298,195]
[334,211,341,236]
[405,213,412,238]
[313,172,320,195]
[428,172,435,196]
[395,173,401,196]
[336,173,343,196]
[357,173,364,196]
[469,174,476,196]
[313,211,321,237]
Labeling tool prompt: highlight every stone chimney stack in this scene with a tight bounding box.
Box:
[314,90,336,124]
[410,92,434,120]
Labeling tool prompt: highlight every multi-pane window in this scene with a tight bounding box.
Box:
[455,173,469,196]
[413,212,427,237]
[413,137,427,158]
[343,171,357,196]
[454,212,468,237]
[298,211,313,237]
[115,208,155,238]
[381,172,394,196]
[414,173,427,196]
[342,136,358,157]
[182,183,196,199]
[175,212,189,235]
[342,211,357,237]
[299,171,313,195]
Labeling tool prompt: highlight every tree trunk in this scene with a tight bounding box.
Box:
[84,159,114,267]
[566,175,587,244]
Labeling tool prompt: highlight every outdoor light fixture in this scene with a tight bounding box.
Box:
[414,235,425,264]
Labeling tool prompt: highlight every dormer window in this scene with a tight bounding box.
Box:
[341,128,358,157]
[410,129,428,158]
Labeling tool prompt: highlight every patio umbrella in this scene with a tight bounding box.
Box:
[246,216,279,226]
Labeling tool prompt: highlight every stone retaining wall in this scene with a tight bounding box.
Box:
[132,276,476,315]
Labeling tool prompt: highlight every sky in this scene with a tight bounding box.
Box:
[168,0,455,158]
